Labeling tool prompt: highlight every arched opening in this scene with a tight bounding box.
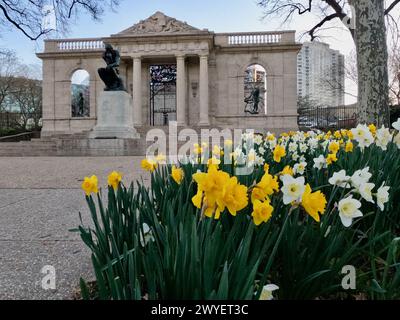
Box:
[71,69,90,117]
[244,64,267,115]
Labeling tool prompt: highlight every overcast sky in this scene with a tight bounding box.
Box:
[0,0,363,103]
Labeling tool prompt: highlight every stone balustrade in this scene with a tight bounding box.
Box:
[215,31,296,47]
[44,38,104,52]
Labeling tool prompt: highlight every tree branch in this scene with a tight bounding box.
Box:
[385,0,400,15]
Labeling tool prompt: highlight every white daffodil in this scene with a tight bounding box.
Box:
[255,155,265,166]
[357,182,375,203]
[292,152,300,161]
[308,138,318,150]
[375,126,393,151]
[258,146,266,155]
[351,167,372,188]
[376,183,390,211]
[254,134,263,145]
[392,117,400,131]
[394,133,400,149]
[328,170,351,188]
[269,139,277,149]
[313,155,327,169]
[338,196,363,227]
[293,162,307,175]
[321,140,329,150]
[259,284,279,300]
[288,142,298,153]
[281,175,306,204]
[299,155,306,163]
[351,124,374,149]
[140,223,154,246]
[299,143,308,153]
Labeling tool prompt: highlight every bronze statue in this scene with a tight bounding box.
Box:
[244,87,260,114]
[98,44,125,91]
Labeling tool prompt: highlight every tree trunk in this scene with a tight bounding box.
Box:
[350,0,390,126]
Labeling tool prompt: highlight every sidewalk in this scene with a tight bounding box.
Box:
[0,156,148,299]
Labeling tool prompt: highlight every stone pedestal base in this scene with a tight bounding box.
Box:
[90,91,139,139]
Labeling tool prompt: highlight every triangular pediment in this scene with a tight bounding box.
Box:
[117,11,201,35]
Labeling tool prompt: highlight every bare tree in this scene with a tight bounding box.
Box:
[0,0,120,40]
[258,0,400,126]
[0,50,22,112]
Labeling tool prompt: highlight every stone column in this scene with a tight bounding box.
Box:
[132,56,142,126]
[176,55,186,126]
[199,54,209,126]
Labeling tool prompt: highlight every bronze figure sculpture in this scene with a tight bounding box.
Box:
[98,44,125,91]
[244,87,261,114]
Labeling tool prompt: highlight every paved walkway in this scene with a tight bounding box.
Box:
[0,157,148,299]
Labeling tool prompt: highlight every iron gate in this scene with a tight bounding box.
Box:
[149,64,177,126]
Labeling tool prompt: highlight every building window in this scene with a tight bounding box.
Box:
[244,64,267,114]
[71,69,90,117]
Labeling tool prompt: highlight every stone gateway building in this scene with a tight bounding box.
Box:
[38,12,301,140]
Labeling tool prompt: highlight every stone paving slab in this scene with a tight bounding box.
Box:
[0,156,148,300]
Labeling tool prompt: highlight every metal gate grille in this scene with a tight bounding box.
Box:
[149,65,177,126]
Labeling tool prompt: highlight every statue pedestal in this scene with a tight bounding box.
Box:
[90,91,139,139]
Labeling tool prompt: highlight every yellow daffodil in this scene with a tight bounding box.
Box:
[345,141,353,153]
[251,199,274,226]
[301,184,327,222]
[107,171,122,190]
[171,165,184,185]
[221,176,248,216]
[281,165,294,176]
[347,130,354,140]
[334,131,342,139]
[267,134,275,141]
[328,141,340,154]
[263,163,270,173]
[368,124,377,136]
[192,166,230,219]
[81,175,99,196]
[251,172,279,202]
[141,158,158,172]
[326,153,338,165]
[273,145,286,163]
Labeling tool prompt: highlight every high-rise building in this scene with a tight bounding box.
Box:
[297,42,345,107]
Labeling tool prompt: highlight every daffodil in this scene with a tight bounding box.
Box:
[281,175,305,205]
[259,284,279,300]
[328,170,351,188]
[141,158,157,172]
[171,165,184,185]
[368,123,377,136]
[293,162,307,175]
[281,165,294,176]
[351,124,374,149]
[251,199,274,226]
[345,141,353,152]
[107,171,122,190]
[357,182,375,203]
[251,172,279,202]
[376,183,390,211]
[221,176,248,216]
[338,196,363,227]
[392,117,400,131]
[155,153,167,164]
[273,145,286,163]
[81,175,99,196]
[301,184,327,222]
[326,153,338,165]
[192,166,230,219]
[375,126,392,151]
[328,141,340,154]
